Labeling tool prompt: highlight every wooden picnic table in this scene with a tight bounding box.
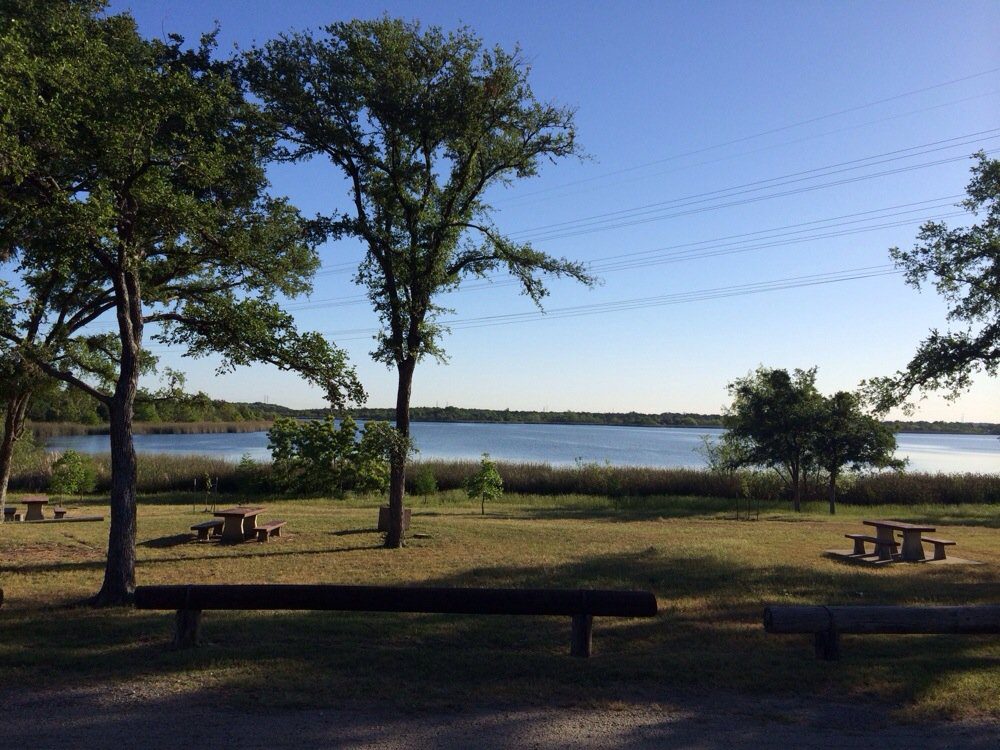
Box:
[21,497,49,522]
[864,519,935,562]
[213,506,266,542]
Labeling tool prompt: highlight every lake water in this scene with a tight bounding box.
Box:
[45,423,1000,474]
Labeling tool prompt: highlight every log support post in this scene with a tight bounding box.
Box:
[571,613,593,658]
[174,608,202,648]
[814,629,839,661]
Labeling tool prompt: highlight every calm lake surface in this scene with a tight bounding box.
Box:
[46,423,1000,474]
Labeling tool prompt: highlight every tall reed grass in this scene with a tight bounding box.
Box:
[8,452,998,505]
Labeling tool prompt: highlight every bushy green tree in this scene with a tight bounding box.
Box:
[268,416,390,496]
[721,368,823,511]
[812,391,904,514]
[1,2,361,604]
[466,453,503,515]
[50,449,97,495]
[244,18,594,547]
[719,368,905,512]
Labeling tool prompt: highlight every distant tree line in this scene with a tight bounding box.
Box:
[26,385,268,425]
[24,392,1000,435]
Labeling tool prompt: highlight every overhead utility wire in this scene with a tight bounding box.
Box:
[323,266,902,342]
[497,89,1000,207]
[523,147,999,243]
[312,126,995,276]
[498,66,1000,202]
[83,197,967,340]
[509,129,1000,238]
[283,200,962,313]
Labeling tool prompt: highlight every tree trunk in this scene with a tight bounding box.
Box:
[791,462,802,512]
[0,390,31,523]
[385,357,415,548]
[93,267,142,607]
[828,471,837,515]
[93,392,138,605]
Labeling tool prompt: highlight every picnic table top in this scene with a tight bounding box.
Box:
[213,506,266,518]
[22,498,49,505]
[863,519,935,532]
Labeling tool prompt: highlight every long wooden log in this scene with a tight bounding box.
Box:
[23,516,104,524]
[764,605,1000,634]
[134,584,658,618]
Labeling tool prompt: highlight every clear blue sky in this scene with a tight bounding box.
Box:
[108,0,999,420]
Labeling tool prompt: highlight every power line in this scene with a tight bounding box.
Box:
[281,197,963,313]
[509,129,999,239]
[495,66,1000,203]
[522,148,998,243]
[495,89,1000,208]
[323,265,902,341]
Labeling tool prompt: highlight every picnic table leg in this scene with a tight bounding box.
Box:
[900,530,925,562]
[875,527,896,561]
[221,516,245,542]
[243,515,259,540]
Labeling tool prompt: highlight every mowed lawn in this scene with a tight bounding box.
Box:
[1,492,997,720]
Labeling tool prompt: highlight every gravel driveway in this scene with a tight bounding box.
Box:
[1,686,996,749]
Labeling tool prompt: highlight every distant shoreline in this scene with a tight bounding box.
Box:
[30,414,1000,438]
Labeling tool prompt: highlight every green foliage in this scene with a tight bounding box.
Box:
[720,367,823,509]
[268,416,390,497]
[244,17,593,544]
[717,367,906,511]
[49,449,97,495]
[869,152,1000,409]
[410,465,438,496]
[466,453,504,514]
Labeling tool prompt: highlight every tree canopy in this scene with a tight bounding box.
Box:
[244,17,595,546]
[869,152,999,411]
[0,2,361,602]
[718,367,900,512]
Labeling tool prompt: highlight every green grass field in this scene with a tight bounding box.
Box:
[1,491,997,720]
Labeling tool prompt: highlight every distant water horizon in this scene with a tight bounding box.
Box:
[46,422,1000,474]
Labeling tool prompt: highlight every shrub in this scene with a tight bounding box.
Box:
[49,450,97,495]
[410,465,438,495]
[466,453,504,515]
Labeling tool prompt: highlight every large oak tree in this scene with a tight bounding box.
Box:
[1,2,361,603]
[245,18,595,547]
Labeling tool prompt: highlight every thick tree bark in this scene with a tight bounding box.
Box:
[0,390,31,522]
[385,357,415,548]
[828,471,838,515]
[93,267,142,607]
[791,461,802,513]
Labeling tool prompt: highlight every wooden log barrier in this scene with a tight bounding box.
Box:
[135,584,658,658]
[764,605,1000,660]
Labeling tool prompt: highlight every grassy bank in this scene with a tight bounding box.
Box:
[10,452,1000,505]
[0,493,997,719]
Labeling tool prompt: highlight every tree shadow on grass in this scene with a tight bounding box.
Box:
[4,548,996,721]
[140,534,194,549]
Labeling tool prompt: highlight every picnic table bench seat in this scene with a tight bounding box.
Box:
[844,533,898,557]
[3,507,21,522]
[52,507,68,519]
[256,520,286,542]
[922,536,956,560]
[191,519,224,541]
